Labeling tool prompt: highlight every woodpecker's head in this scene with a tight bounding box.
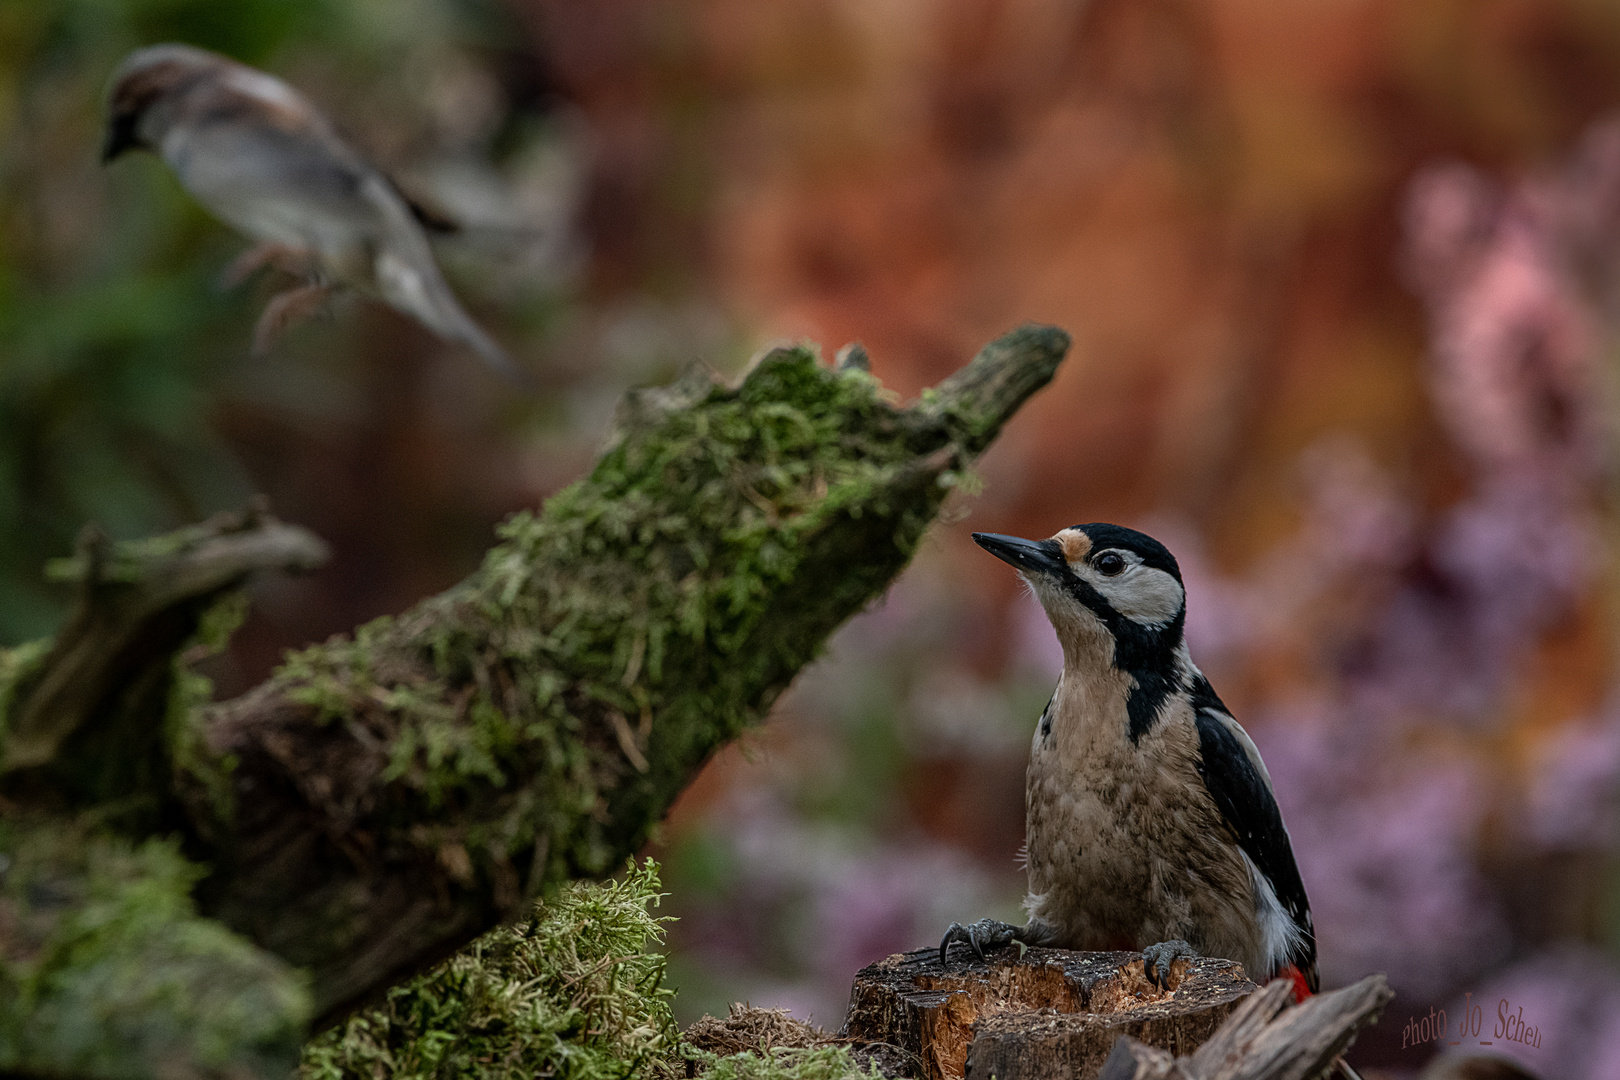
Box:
[973,523,1186,664]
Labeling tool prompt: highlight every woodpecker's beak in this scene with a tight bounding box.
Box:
[972,532,1068,577]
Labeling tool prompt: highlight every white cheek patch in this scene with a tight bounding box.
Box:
[1092,566,1184,627]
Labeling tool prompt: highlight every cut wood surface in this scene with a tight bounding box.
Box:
[841,946,1258,1080]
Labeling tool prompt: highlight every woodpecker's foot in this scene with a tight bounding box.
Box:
[938,918,1024,966]
[1140,939,1197,990]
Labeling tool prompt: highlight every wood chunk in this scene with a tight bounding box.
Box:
[1185,978,1296,1076]
[1213,975,1393,1080]
[1103,973,1391,1080]
[841,947,1257,1080]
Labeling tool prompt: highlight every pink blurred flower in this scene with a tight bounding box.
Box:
[1524,715,1620,851]
[1256,717,1509,997]
[1407,163,1607,478]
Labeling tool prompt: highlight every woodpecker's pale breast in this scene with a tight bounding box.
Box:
[956,523,1317,994]
[1024,653,1268,979]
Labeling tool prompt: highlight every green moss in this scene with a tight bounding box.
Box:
[164,591,250,825]
[279,616,397,724]
[689,1048,884,1080]
[177,329,1062,1007]
[301,858,681,1080]
[4,512,321,818]
[482,349,920,690]
[298,860,890,1080]
[0,819,311,1079]
[191,588,251,653]
[0,636,52,744]
[244,348,968,892]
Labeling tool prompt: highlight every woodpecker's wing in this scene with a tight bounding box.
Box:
[1188,676,1318,993]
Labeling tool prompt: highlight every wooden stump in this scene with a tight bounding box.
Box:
[841,947,1258,1080]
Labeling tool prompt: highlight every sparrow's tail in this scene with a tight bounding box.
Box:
[445,308,538,392]
[375,246,537,391]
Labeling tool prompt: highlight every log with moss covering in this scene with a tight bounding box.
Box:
[0,325,1069,1080]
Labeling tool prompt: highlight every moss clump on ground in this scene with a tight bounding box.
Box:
[684,1007,885,1080]
[299,860,889,1080]
[300,859,681,1080]
[689,1048,884,1080]
[0,819,311,1080]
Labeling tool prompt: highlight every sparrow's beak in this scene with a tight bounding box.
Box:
[102,111,142,162]
[972,532,1069,577]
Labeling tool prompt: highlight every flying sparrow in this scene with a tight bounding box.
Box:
[105,43,530,385]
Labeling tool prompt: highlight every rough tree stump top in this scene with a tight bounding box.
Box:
[842,946,1258,1080]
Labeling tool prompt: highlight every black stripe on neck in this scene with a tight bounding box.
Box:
[1062,577,1187,743]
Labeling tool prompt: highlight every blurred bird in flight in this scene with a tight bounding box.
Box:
[103,43,530,385]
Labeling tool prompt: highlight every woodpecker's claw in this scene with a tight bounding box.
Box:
[938,918,1023,966]
[1141,939,1197,990]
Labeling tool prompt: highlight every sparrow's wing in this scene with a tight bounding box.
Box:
[1188,676,1318,991]
[165,112,386,258]
[165,65,530,385]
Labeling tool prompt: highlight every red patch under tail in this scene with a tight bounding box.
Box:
[1278,964,1313,1004]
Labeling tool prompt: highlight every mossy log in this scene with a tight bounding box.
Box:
[0,326,1068,1078]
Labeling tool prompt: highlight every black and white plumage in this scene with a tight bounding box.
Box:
[940,523,1319,1001]
[102,44,528,384]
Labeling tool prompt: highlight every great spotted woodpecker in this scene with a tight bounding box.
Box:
[940,524,1318,1004]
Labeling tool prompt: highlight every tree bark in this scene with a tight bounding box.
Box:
[0,325,1070,1051]
[1,502,327,816]
[1099,973,1393,1080]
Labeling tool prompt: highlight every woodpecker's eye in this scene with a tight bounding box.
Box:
[1095,551,1127,576]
